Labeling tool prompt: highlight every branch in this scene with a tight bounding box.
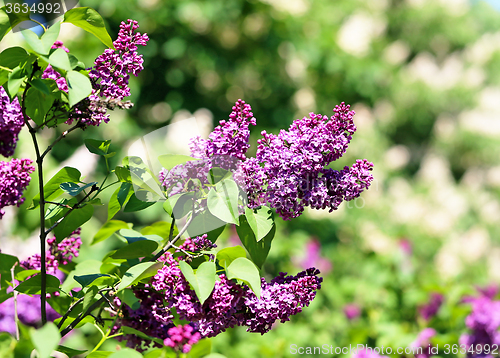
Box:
[40,120,84,160]
[10,262,19,340]
[21,65,48,324]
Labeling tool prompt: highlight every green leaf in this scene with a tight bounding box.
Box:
[41,21,61,53]
[186,209,226,239]
[158,154,200,171]
[85,139,111,156]
[108,182,134,220]
[0,47,29,69]
[15,274,60,294]
[53,204,94,241]
[87,352,114,358]
[207,167,232,185]
[188,339,212,358]
[83,286,99,312]
[118,262,163,291]
[0,253,18,272]
[15,269,40,281]
[216,246,246,269]
[202,355,227,358]
[74,274,111,288]
[179,261,216,305]
[47,292,73,315]
[60,181,97,196]
[111,240,158,259]
[226,257,261,298]
[141,221,178,240]
[56,345,87,358]
[66,70,92,107]
[25,86,54,125]
[236,216,275,269]
[63,7,114,49]
[114,166,132,182]
[21,28,49,55]
[119,229,147,243]
[207,179,239,225]
[7,66,24,98]
[54,315,94,330]
[0,7,30,41]
[30,78,51,95]
[245,206,274,242]
[0,69,8,86]
[0,291,13,304]
[116,289,140,310]
[30,322,61,358]
[48,47,71,72]
[29,167,81,210]
[124,193,156,212]
[92,220,129,245]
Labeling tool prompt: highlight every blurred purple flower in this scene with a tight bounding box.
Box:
[411,328,437,358]
[343,303,361,320]
[459,290,500,358]
[419,293,444,321]
[353,348,389,358]
[399,238,412,256]
[294,238,332,274]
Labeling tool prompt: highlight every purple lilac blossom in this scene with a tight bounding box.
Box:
[459,291,500,358]
[419,293,444,321]
[42,21,148,126]
[0,87,24,157]
[0,158,34,218]
[113,249,322,350]
[160,99,256,197]
[411,328,437,358]
[0,230,81,334]
[248,102,373,220]
[164,324,201,353]
[295,238,332,274]
[343,303,361,320]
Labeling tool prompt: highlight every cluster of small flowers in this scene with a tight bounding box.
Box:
[164,324,202,353]
[0,294,60,336]
[42,21,148,126]
[80,19,149,126]
[21,228,82,279]
[459,288,500,357]
[411,328,437,358]
[0,87,24,157]
[113,249,322,351]
[159,100,256,196]
[178,234,216,252]
[0,158,35,218]
[0,229,81,334]
[242,102,373,220]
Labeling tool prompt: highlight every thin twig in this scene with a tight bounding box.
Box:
[45,185,98,236]
[45,201,72,209]
[40,121,83,160]
[10,262,19,340]
[60,296,106,337]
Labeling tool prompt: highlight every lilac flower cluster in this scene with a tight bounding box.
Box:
[160,100,256,196]
[164,324,202,353]
[79,19,149,126]
[459,290,500,357]
[419,293,444,321]
[0,294,60,335]
[178,234,217,252]
[21,228,82,277]
[113,250,322,351]
[0,87,24,157]
[411,328,437,358]
[0,158,34,218]
[42,21,148,126]
[243,103,373,220]
[0,229,81,335]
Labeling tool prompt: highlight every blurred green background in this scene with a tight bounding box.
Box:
[2,0,500,356]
